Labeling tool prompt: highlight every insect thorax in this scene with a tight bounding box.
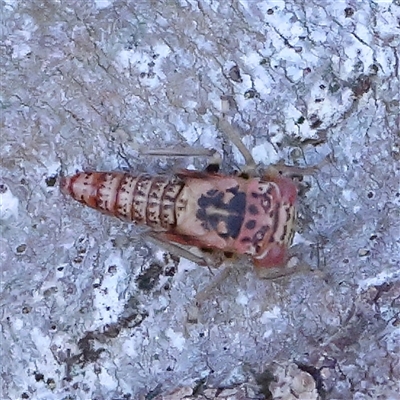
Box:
[174,175,296,258]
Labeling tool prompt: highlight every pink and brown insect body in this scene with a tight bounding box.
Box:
[60,172,184,227]
[170,170,297,268]
[61,170,297,269]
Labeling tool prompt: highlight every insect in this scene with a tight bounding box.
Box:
[60,163,297,269]
[61,118,305,270]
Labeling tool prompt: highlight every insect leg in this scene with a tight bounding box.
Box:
[146,231,212,266]
[256,238,326,280]
[194,266,232,303]
[140,147,216,158]
[267,162,319,179]
[255,256,314,280]
[216,118,257,173]
[140,146,222,173]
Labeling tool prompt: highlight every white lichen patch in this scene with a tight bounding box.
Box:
[357,270,400,292]
[252,141,279,165]
[260,306,285,339]
[165,328,186,352]
[93,0,114,9]
[0,184,19,220]
[91,253,128,328]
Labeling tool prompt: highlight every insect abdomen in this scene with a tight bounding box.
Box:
[61,172,184,229]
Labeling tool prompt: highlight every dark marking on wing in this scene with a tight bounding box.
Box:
[196,188,246,239]
[227,185,240,195]
[245,220,256,230]
[248,204,259,215]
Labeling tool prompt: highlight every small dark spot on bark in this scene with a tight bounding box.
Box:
[352,75,371,97]
[22,306,31,314]
[108,265,117,274]
[244,88,259,99]
[45,176,57,187]
[296,363,325,395]
[229,65,242,83]
[329,82,341,93]
[254,369,275,398]
[310,115,323,129]
[369,64,379,75]
[164,266,176,277]
[16,243,27,253]
[267,8,274,15]
[136,263,163,292]
[78,334,104,364]
[35,373,44,382]
[344,7,354,17]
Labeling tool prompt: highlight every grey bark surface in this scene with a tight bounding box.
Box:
[1,1,399,399]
